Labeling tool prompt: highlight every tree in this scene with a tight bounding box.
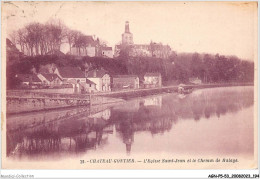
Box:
[203,54,215,83]
[64,28,76,54]
[11,20,67,56]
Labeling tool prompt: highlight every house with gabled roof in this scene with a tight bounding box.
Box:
[83,79,97,93]
[37,73,62,87]
[86,69,111,92]
[53,67,99,93]
[54,67,87,93]
[54,67,86,84]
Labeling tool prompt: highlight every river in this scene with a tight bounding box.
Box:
[6,86,254,161]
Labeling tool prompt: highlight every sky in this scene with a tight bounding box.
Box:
[2,1,258,61]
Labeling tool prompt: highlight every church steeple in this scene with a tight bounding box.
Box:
[122,21,133,45]
[125,21,130,33]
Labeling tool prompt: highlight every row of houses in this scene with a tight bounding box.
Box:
[15,67,162,93]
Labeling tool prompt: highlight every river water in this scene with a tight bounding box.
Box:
[6,86,254,161]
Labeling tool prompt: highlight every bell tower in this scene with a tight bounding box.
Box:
[122,21,133,45]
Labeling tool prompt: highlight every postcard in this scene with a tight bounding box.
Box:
[1,1,258,170]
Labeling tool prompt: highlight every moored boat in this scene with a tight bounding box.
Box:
[177,84,193,94]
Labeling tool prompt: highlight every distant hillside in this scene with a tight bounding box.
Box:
[6,53,254,89]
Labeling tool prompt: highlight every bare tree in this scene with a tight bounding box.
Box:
[98,38,108,47]
[10,18,101,57]
[64,27,75,54]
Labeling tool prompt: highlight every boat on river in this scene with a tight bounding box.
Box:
[177,84,193,94]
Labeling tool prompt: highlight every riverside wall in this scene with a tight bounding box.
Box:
[6,90,125,114]
[6,83,253,114]
[6,90,90,114]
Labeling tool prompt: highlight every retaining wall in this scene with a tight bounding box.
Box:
[6,90,90,114]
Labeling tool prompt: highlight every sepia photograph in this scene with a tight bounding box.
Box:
[1,1,258,173]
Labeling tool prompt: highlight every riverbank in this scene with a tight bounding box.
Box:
[6,82,253,114]
[93,82,254,99]
[6,90,124,114]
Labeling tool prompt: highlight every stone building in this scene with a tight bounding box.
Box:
[70,36,113,58]
[54,67,86,84]
[101,47,113,58]
[37,73,62,87]
[114,21,172,59]
[70,36,98,57]
[112,75,139,90]
[86,69,111,92]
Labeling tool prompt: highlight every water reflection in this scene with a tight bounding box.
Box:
[7,86,254,159]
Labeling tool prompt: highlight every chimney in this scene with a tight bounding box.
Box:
[125,21,130,33]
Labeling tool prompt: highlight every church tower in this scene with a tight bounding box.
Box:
[122,21,133,45]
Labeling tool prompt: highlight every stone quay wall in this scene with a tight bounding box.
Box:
[6,90,90,114]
